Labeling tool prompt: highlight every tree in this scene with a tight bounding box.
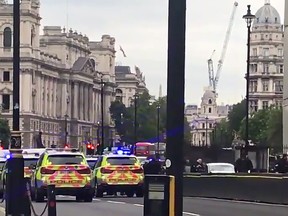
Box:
[0,118,10,148]
[266,108,282,154]
[239,108,270,144]
[212,119,233,148]
[110,92,191,146]
[228,99,246,134]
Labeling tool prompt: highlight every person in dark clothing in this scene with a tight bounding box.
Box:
[274,154,288,173]
[143,155,162,175]
[190,159,206,173]
[235,154,253,173]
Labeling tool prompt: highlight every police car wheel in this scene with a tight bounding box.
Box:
[84,194,93,202]
[126,191,134,198]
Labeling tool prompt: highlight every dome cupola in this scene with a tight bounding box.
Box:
[253,0,281,26]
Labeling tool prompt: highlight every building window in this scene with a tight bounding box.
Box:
[250,100,258,112]
[263,48,269,57]
[202,123,205,129]
[249,80,257,92]
[262,80,269,92]
[263,64,269,73]
[279,65,283,73]
[2,94,10,110]
[278,49,283,57]
[274,80,283,93]
[202,132,205,137]
[262,101,269,109]
[209,123,212,128]
[275,100,282,109]
[208,107,212,113]
[208,99,212,104]
[252,48,257,56]
[3,71,10,81]
[3,27,12,48]
[250,64,258,73]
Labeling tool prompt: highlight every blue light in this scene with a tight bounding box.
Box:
[6,154,10,159]
[117,150,124,155]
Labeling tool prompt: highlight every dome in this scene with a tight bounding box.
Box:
[253,2,281,26]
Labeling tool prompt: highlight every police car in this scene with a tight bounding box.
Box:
[30,148,94,202]
[0,157,7,198]
[93,147,144,197]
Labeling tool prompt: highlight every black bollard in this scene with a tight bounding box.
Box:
[6,149,25,216]
[23,178,32,216]
[47,185,56,216]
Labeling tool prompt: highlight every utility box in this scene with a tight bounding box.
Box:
[144,175,175,216]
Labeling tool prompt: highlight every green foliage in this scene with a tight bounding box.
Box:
[228,99,246,132]
[212,119,233,148]
[237,107,283,154]
[0,118,10,148]
[110,92,191,146]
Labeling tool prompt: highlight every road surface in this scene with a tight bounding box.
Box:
[0,196,287,215]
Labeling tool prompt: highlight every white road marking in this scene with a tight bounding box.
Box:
[93,198,101,201]
[107,200,126,204]
[133,204,143,207]
[193,197,288,207]
[183,212,201,216]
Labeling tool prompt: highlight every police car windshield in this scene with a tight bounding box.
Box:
[24,159,38,167]
[48,155,84,165]
[87,160,97,169]
[107,157,136,165]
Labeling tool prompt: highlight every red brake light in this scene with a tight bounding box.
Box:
[100,167,113,174]
[77,167,91,174]
[132,168,143,174]
[40,167,55,174]
[0,146,3,150]
[87,144,91,149]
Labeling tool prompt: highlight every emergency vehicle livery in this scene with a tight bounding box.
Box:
[93,152,144,197]
[0,148,43,198]
[30,148,94,202]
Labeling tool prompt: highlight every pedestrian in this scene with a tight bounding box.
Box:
[190,158,206,173]
[235,153,253,173]
[143,155,162,175]
[274,154,288,173]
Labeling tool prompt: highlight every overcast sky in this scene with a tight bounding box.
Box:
[35,0,284,105]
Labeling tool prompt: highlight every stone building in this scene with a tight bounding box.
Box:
[0,0,116,148]
[185,87,232,146]
[249,1,283,111]
[115,65,146,107]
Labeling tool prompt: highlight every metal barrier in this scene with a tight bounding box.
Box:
[183,173,288,205]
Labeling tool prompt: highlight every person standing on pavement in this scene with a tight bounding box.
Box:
[274,154,288,173]
[143,154,162,175]
[235,153,253,173]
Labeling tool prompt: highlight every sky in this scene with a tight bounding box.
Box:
[16,0,287,105]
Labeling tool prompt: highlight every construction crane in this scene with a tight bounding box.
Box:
[208,1,238,94]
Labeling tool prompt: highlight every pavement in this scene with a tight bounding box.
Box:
[0,196,287,216]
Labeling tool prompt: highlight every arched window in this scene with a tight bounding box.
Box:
[3,27,12,48]
[208,99,212,104]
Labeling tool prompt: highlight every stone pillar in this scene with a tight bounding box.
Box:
[43,75,46,116]
[53,78,57,117]
[84,85,88,121]
[283,0,288,154]
[79,83,84,120]
[73,82,79,119]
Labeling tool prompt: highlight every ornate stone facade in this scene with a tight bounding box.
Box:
[249,1,284,111]
[0,1,116,148]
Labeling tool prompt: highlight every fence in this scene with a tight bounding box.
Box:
[183,173,288,205]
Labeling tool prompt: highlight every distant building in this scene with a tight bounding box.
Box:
[115,65,147,107]
[249,1,283,111]
[0,1,116,147]
[185,87,232,146]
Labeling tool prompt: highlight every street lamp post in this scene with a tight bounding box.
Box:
[100,79,105,154]
[205,117,208,147]
[133,93,139,147]
[243,5,256,154]
[96,121,100,154]
[156,104,160,152]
